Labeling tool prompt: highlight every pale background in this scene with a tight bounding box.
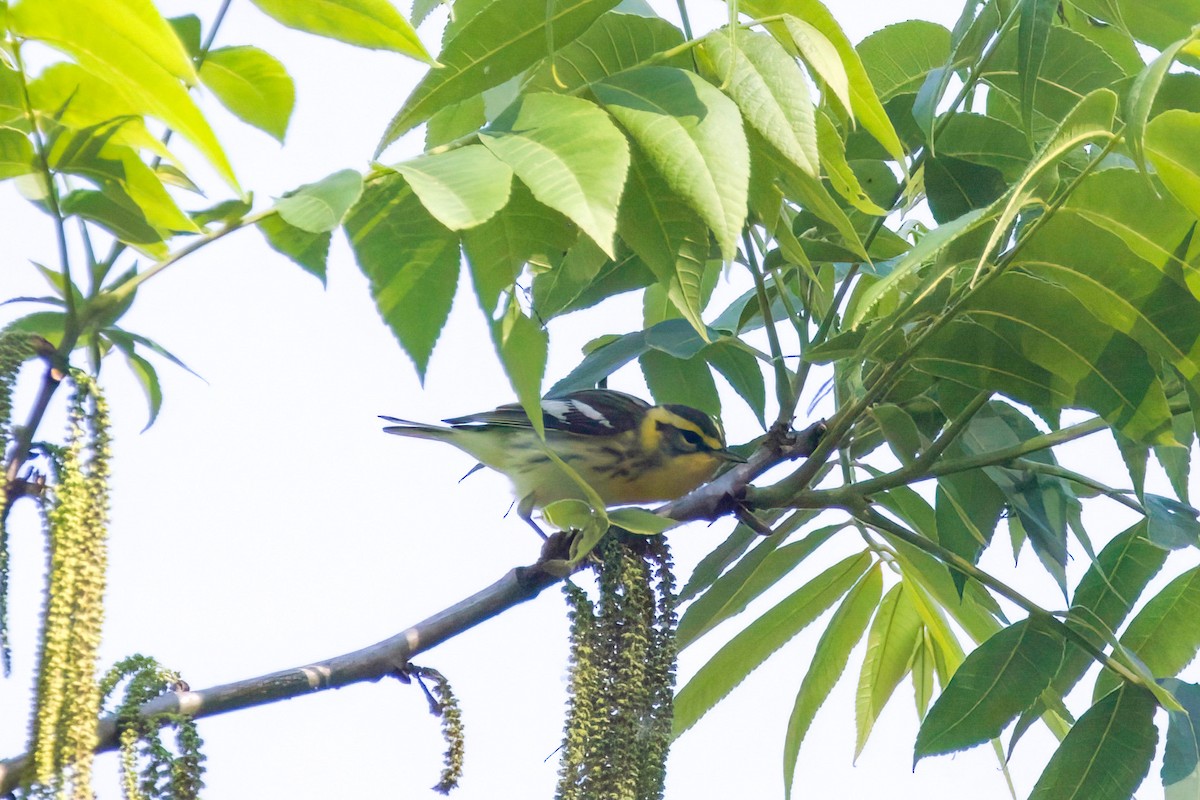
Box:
[1,1,1195,798]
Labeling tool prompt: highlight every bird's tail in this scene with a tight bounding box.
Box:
[378,415,456,442]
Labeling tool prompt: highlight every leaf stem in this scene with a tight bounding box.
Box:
[743,233,793,420]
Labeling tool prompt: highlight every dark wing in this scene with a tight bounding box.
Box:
[443,389,650,436]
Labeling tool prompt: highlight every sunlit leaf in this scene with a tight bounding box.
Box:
[784,565,880,799]
[480,93,629,256]
[856,581,923,757]
[857,20,951,102]
[200,46,295,142]
[377,0,619,150]
[594,67,748,260]
[249,0,432,60]
[274,169,364,233]
[395,145,513,231]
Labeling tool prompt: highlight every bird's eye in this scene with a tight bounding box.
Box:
[679,429,704,447]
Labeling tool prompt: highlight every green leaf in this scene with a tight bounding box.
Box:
[676,522,838,649]
[701,29,818,178]
[1145,494,1200,550]
[1124,31,1200,172]
[258,215,331,285]
[60,189,165,257]
[1043,522,1165,698]
[274,169,364,233]
[425,94,485,148]
[856,20,951,102]
[594,67,748,260]
[462,180,578,314]
[934,113,1032,181]
[705,340,766,427]
[377,0,620,150]
[1094,565,1200,701]
[914,616,1065,761]
[395,145,513,231]
[1162,679,1200,798]
[934,463,1006,594]
[741,0,904,162]
[639,349,720,417]
[0,127,34,179]
[779,15,851,118]
[521,12,687,94]
[199,46,295,142]
[1146,110,1200,221]
[48,120,197,235]
[923,155,1007,224]
[608,506,675,535]
[816,113,887,215]
[344,174,459,380]
[1028,685,1157,800]
[122,347,162,431]
[673,550,872,738]
[491,301,547,436]
[784,564,881,799]
[1018,0,1058,137]
[531,242,655,320]
[856,581,924,757]
[10,0,238,190]
[480,93,629,256]
[248,0,431,60]
[617,151,711,336]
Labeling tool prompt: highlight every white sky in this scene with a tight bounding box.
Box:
[1,1,1196,798]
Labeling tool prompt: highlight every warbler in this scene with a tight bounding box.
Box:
[381,389,745,530]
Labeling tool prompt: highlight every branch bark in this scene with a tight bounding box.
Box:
[0,561,563,795]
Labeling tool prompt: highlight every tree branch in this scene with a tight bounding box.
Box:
[0,559,564,795]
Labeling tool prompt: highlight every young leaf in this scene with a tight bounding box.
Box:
[608,507,676,535]
[915,616,1065,763]
[673,550,873,738]
[11,0,238,190]
[199,46,295,143]
[593,67,749,260]
[491,300,547,438]
[1027,685,1157,800]
[395,145,513,231]
[856,581,923,757]
[377,0,619,150]
[249,0,432,61]
[784,564,881,799]
[480,93,630,257]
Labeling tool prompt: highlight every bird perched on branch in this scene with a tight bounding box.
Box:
[381,388,745,533]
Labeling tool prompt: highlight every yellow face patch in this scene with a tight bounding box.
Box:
[639,407,725,454]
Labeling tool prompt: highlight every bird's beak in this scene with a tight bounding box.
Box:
[714,448,748,463]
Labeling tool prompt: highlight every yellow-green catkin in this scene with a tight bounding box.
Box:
[556,533,677,800]
[0,331,35,676]
[29,373,111,799]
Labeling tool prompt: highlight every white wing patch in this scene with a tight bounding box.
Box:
[542,400,576,424]
[570,400,613,427]
[541,398,615,429]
